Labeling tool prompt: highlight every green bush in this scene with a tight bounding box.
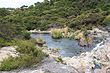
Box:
[103,15,110,25]
[66,36,75,39]
[53,57,67,65]
[51,16,58,21]
[23,31,31,40]
[99,11,110,16]
[0,56,19,71]
[0,39,44,71]
[69,20,81,28]
[0,54,42,71]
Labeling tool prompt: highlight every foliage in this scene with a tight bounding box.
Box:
[0,39,44,71]
[23,31,31,39]
[56,48,60,51]
[66,36,75,40]
[37,36,44,43]
[103,15,110,25]
[0,56,19,71]
[53,57,67,65]
[51,29,63,39]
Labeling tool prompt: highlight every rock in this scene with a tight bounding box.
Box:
[106,37,110,43]
[85,71,93,73]
[107,27,110,33]
[32,70,44,73]
[94,69,106,73]
[107,46,110,54]
[78,53,86,58]
[107,54,110,61]
[0,46,18,61]
[106,66,110,73]
[107,46,110,61]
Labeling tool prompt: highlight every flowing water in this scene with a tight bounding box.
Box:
[31,33,95,57]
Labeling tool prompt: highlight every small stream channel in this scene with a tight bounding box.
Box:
[31,33,96,57]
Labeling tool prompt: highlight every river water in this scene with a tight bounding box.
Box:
[31,33,95,57]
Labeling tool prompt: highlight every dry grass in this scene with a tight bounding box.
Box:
[51,29,63,38]
[61,27,68,34]
[37,35,44,43]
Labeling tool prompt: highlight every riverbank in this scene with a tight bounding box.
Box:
[1,27,110,73]
[61,37,110,73]
[0,47,78,73]
[0,37,110,73]
[40,36,110,73]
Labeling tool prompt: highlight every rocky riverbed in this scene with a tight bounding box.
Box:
[61,37,110,73]
[0,28,110,73]
[0,47,78,73]
[0,37,110,73]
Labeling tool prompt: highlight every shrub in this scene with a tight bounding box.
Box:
[51,29,63,39]
[86,25,92,30]
[0,56,19,71]
[103,15,110,25]
[37,37,44,43]
[56,48,60,51]
[99,11,110,16]
[23,31,31,40]
[66,36,75,39]
[51,16,58,21]
[28,38,37,45]
[0,39,44,71]
[69,20,81,28]
[53,57,67,65]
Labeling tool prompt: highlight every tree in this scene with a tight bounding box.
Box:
[20,5,28,11]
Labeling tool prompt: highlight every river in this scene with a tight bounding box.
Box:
[31,33,95,57]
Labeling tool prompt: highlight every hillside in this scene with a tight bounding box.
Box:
[0,0,110,71]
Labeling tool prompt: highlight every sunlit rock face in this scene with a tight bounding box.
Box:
[0,46,18,61]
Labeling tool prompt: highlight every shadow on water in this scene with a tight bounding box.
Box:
[31,33,96,58]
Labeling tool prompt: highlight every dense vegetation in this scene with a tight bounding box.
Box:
[0,0,110,71]
[0,38,44,71]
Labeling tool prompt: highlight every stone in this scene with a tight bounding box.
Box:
[94,69,106,73]
[107,53,110,61]
[0,47,18,61]
[79,53,86,58]
[107,27,110,33]
[107,46,110,54]
[85,71,93,73]
[106,37,110,43]
[32,70,44,73]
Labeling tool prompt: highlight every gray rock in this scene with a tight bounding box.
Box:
[106,37,110,42]
[107,27,110,33]
[94,69,106,73]
[107,54,110,61]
